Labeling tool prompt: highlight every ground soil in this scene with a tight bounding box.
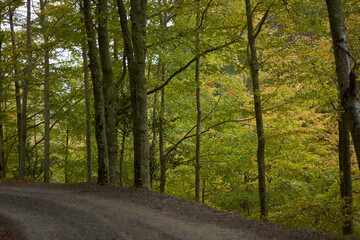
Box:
[0,181,350,240]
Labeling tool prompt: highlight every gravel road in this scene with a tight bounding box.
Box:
[0,182,341,240]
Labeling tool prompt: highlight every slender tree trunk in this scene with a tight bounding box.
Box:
[158,4,168,193]
[97,0,119,185]
[33,124,38,179]
[64,128,70,183]
[19,0,32,179]
[9,11,22,173]
[0,23,4,178]
[40,0,51,183]
[159,87,166,193]
[339,116,353,234]
[245,0,268,219]
[202,179,206,205]
[194,0,201,203]
[326,0,360,171]
[82,37,92,183]
[116,0,150,188]
[119,120,127,187]
[149,92,158,188]
[82,0,109,184]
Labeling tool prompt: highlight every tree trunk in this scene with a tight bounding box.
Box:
[202,179,206,205]
[9,11,22,177]
[82,0,109,184]
[159,87,166,193]
[158,4,168,193]
[326,0,355,234]
[116,0,150,189]
[0,23,4,178]
[82,36,92,183]
[33,124,38,180]
[19,0,32,179]
[194,0,201,203]
[149,92,158,188]
[97,0,119,185]
[64,128,70,183]
[131,0,150,189]
[40,0,51,183]
[338,115,353,234]
[245,0,268,219]
[326,0,360,171]
[119,120,127,187]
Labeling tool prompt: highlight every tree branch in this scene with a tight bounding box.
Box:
[147,39,236,95]
[197,0,213,29]
[253,9,269,39]
[164,100,290,160]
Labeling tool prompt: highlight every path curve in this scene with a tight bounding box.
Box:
[0,182,337,240]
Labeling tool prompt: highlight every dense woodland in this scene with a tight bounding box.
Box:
[0,0,359,236]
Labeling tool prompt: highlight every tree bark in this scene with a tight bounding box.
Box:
[326,0,360,171]
[19,0,32,179]
[64,128,70,183]
[40,0,51,183]
[119,120,127,187]
[245,0,268,219]
[116,0,150,189]
[9,10,22,177]
[0,22,4,178]
[202,179,206,205]
[194,0,201,203]
[149,92,158,188]
[97,0,119,185]
[82,0,109,184]
[338,115,353,234]
[159,88,166,193]
[82,37,92,183]
[326,0,355,235]
[158,3,168,193]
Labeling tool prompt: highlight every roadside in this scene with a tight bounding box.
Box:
[0,182,345,240]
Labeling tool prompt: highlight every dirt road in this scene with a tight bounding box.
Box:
[0,182,338,240]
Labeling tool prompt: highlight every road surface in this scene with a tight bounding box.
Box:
[0,182,337,240]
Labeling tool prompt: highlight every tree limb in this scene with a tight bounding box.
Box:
[253,9,269,39]
[147,39,236,95]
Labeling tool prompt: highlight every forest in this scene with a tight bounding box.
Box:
[0,0,359,237]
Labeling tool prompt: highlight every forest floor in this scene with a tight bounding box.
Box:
[0,181,350,240]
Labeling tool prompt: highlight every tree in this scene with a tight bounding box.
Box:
[97,0,119,185]
[0,17,4,178]
[116,0,150,188]
[40,0,51,183]
[194,0,202,203]
[82,0,109,184]
[326,0,360,170]
[82,34,92,183]
[9,7,21,179]
[245,0,268,219]
[157,0,169,194]
[325,0,356,235]
[64,127,70,183]
[159,85,166,193]
[19,0,32,179]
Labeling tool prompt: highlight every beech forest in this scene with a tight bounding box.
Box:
[0,0,359,236]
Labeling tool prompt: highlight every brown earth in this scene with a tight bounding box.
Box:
[0,181,349,240]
